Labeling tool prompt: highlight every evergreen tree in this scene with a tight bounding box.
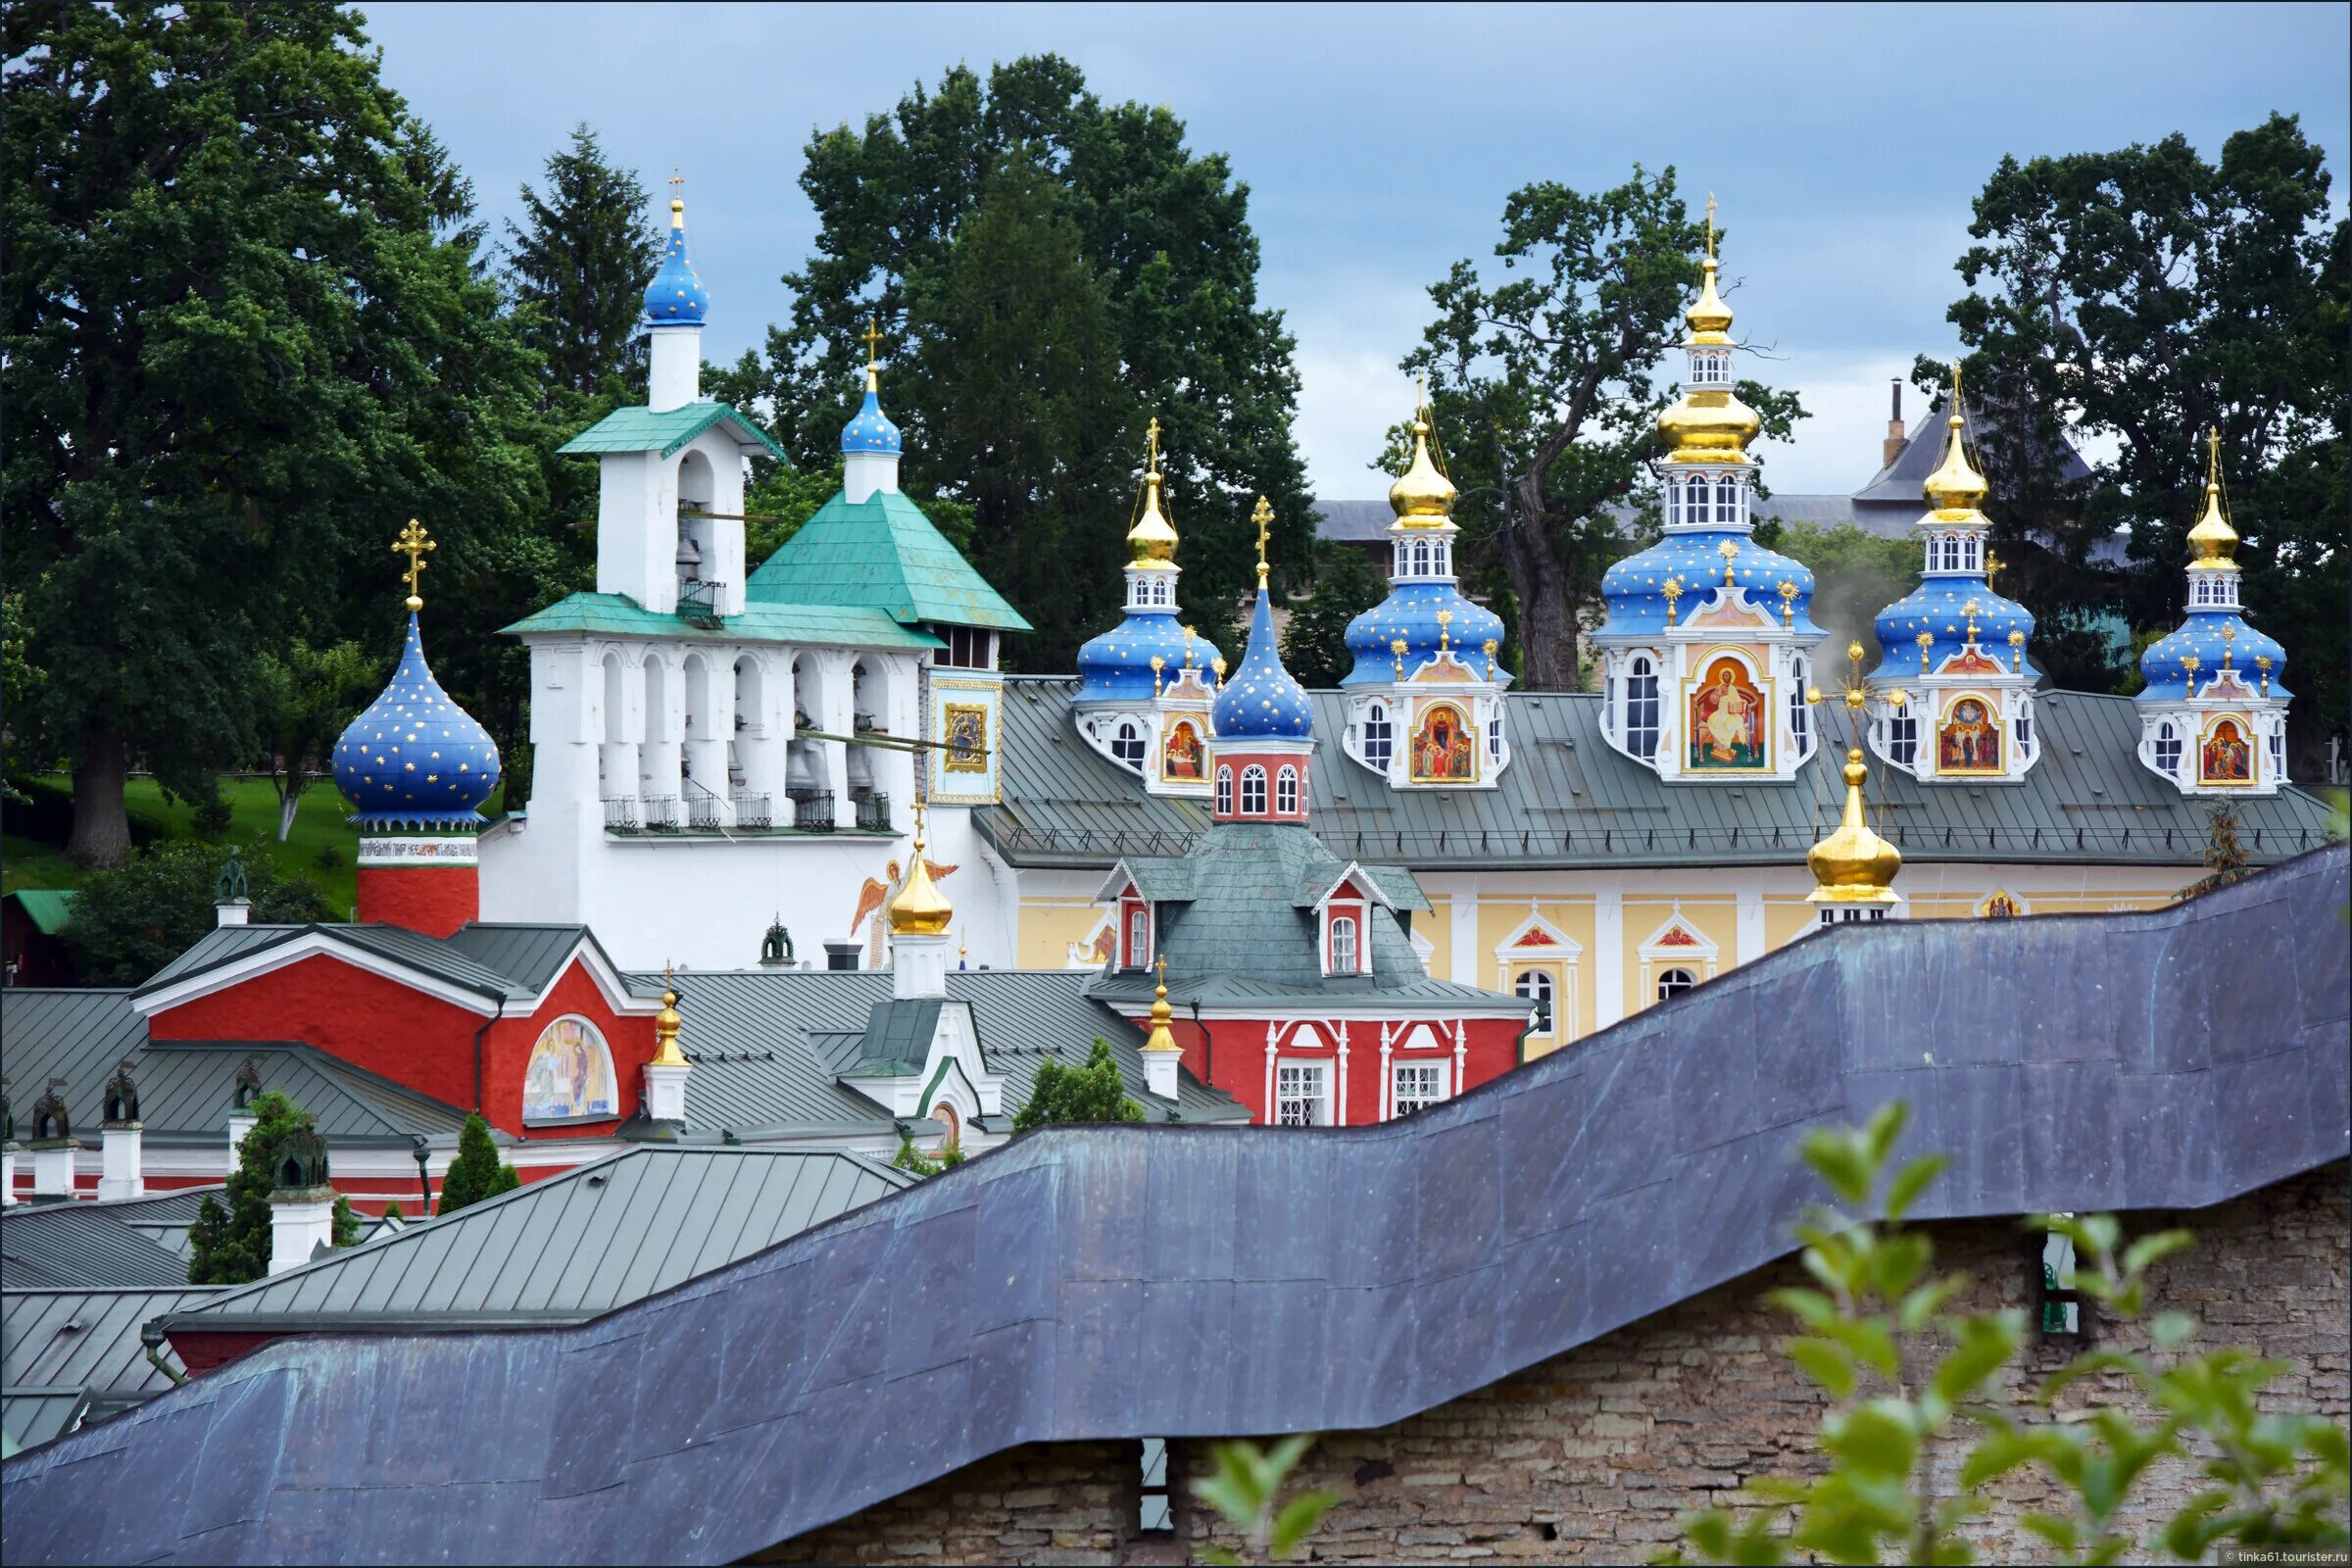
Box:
[1010,1039,1147,1133]
[503,123,662,400]
[187,1092,360,1286]
[2181,808,2256,900]
[435,1111,521,1216]
[3,4,550,866]
[64,842,331,988]
[1280,543,1389,689]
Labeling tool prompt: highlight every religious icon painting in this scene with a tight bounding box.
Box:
[2198,716,2254,786]
[943,703,988,773]
[1161,718,1205,782]
[1936,695,2003,774]
[1687,654,1767,770]
[1977,890,2026,919]
[521,1015,617,1125]
[1409,703,1477,783]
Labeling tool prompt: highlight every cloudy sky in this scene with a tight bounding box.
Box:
[367,2,2348,498]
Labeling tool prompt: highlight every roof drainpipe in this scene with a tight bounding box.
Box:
[140,1325,187,1387]
[472,1000,502,1116]
[1514,1009,1540,1069]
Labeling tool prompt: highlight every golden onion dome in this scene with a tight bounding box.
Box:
[2186,429,2240,569]
[1128,466,1180,570]
[1922,410,1989,515]
[1142,958,1180,1054]
[1388,414,1456,527]
[1807,749,1903,906]
[889,829,954,937]
[1686,256,1734,343]
[650,974,687,1067]
[1657,387,1761,464]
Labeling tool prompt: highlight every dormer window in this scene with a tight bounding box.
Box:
[1329,915,1358,973]
[1111,720,1147,771]
[1122,900,1152,970]
[1362,703,1393,770]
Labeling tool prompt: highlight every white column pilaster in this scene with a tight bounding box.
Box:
[1595,887,1625,1029]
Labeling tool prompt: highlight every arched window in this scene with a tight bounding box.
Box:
[1417,540,1435,575]
[1111,720,1146,770]
[1656,967,1698,1003]
[1329,915,1358,973]
[1626,656,1660,760]
[1710,477,1733,525]
[1128,906,1150,968]
[1276,764,1299,814]
[1789,657,1811,758]
[2016,707,2034,760]
[1665,481,1683,528]
[1888,709,1919,767]
[930,1100,962,1152]
[1241,764,1268,814]
[1215,765,1234,813]
[2267,725,2282,778]
[1433,540,1450,577]
[2154,722,2181,777]
[1514,968,1554,1033]
[1363,704,1393,770]
[1965,537,1982,571]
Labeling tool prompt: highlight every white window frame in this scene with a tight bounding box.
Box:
[1788,656,1811,759]
[1391,1060,1447,1117]
[1655,965,1700,1002]
[1514,967,1555,1035]
[1241,764,1268,814]
[2154,722,2181,778]
[1276,764,1299,814]
[1274,1059,1330,1127]
[1888,708,1919,767]
[1126,905,1151,970]
[1328,913,1358,974]
[1362,703,1393,770]
[1111,719,1146,771]
[1215,764,1234,813]
[1626,656,1660,760]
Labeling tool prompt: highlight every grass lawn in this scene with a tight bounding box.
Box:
[4,775,369,913]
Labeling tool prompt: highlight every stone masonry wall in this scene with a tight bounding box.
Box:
[756,1162,2348,1565]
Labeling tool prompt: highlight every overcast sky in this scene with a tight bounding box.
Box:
[365,1,2349,498]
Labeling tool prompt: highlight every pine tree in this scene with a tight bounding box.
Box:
[187,1092,360,1286]
[435,1111,521,1216]
[2181,808,2255,900]
[503,124,663,400]
[1011,1039,1147,1133]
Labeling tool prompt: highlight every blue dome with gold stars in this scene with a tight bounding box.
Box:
[2137,606,2288,705]
[1076,609,1220,706]
[332,615,501,827]
[1871,580,2036,684]
[643,202,709,325]
[1341,581,1505,687]
[1212,586,1312,741]
[1597,528,1822,640]
[840,386,902,456]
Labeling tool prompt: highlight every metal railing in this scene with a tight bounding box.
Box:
[603,798,639,833]
[855,792,891,832]
[676,580,724,627]
[788,789,835,832]
[684,777,725,830]
[731,792,772,830]
[641,795,680,833]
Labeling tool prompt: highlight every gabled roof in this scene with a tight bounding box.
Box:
[1853,389,2092,505]
[156,1147,911,1338]
[746,489,1031,632]
[839,999,955,1078]
[0,1208,189,1291]
[3,1287,220,1428]
[4,892,77,937]
[978,679,2339,872]
[555,401,783,461]
[7,850,2339,1562]
[500,592,941,651]
[1294,861,1424,913]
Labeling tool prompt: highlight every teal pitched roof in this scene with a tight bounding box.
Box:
[5,892,77,936]
[746,490,1030,633]
[500,592,941,651]
[555,402,783,461]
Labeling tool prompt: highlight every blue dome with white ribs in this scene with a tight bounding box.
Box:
[1597,528,1822,639]
[332,615,501,827]
[1871,579,2037,684]
[1076,610,1220,706]
[1341,581,1506,686]
[643,205,709,325]
[1212,587,1312,741]
[2137,608,2289,705]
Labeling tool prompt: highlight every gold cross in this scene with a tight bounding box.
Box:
[1718,538,1739,585]
[1984,550,2002,591]
[2207,423,2223,485]
[861,317,882,373]
[1777,579,1798,627]
[669,169,684,191]
[1252,495,1274,584]
[394,519,435,611]
[1810,639,1903,751]
[1962,598,1982,641]
[1661,576,1683,626]
[1155,953,1167,984]
[1146,415,1160,471]
[1436,608,1453,652]
[1704,192,1717,260]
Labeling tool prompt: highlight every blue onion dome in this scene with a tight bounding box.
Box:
[1868,404,2035,683]
[1213,583,1312,741]
[1342,583,1506,686]
[333,614,502,826]
[1597,531,1822,641]
[642,199,709,325]
[2136,474,2289,703]
[1077,614,1221,706]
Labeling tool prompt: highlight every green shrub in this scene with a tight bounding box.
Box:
[62,841,331,985]
[435,1111,521,1216]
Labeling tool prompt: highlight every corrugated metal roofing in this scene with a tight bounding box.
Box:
[3,1288,215,1395]
[746,489,1032,631]
[30,1188,227,1262]
[979,678,2337,871]
[132,923,525,1003]
[0,1209,188,1290]
[553,401,783,460]
[5,850,2339,1565]
[500,591,942,650]
[160,1147,911,1331]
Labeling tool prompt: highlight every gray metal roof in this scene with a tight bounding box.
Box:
[979,678,2339,872]
[439,924,598,995]
[0,1207,190,1290]
[1854,389,2094,504]
[659,968,1250,1136]
[156,1147,912,1336]
[4,848,2339,1562]
[24,1188,229,1264]
[131,921,652,1007]
[3,1288,215,1396]
[1311,498,1396,543]
[0,1391,88,1452]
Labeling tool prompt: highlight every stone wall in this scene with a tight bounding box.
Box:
[757,1162,2348,1565]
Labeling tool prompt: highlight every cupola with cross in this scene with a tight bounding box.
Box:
[2133,427,2291,795]
[1209,500,1317,826]
[1592,196,1829,785]
[1806,643,1905,927]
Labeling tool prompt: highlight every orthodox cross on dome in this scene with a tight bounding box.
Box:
[1146,415,1161,471]
[1777,579,1798,627]
[1915,630,1934,672]
[1437,608,1452,652]
[1251,495,1274,586]
[1962,598,1982,643]
[1704,191,1717,260]
[1662,575,1684,626]
[394,519,435,612]
[1718,539,1739,586]
[1810,639,1905,753]
[861,315,883,373]
[1984,551,2003,592]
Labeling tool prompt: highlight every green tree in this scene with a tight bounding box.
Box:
[254,641,378,842]
[2,4,550,867]
[63,842,330,987]
[1660,1104,2349,1566]
[1280,542,1389,689]
[2181,807,2256,900]
[188,1091,362,1286]
[1010,1038,1146,1133]
[1753,522,1919,666]
[738,56,1312,664]
[1935,113,2347,760]
[1409,170,1808,691]
[503,123,662,400]
[434,1110,521,1216]
[1193,1436,1341,1565]
[890,1136,969,1179]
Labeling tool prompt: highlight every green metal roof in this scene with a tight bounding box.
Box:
[746,490,1031,632]
[5,892,78,936]
[840,998,952,1077]
[555,401,784,461]
[500,591,941,651]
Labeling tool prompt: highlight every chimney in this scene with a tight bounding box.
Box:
[1883,380,1907,468]
[28,1078,80,1200]
[228,1057,263,1169]
[216,847,251,925]
[267,1126,337,1276]
[98,1059,144,1201]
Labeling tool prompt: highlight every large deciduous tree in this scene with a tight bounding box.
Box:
[2,4,547,865]
[1407,169,1806,690]
[1937,114,2347,761]
[735,56,1311,667]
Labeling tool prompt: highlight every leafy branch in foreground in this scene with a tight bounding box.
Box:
[1192,1435,1340,1565]
[1660,1102,2348,1566]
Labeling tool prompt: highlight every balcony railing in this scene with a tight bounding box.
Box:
[684,777,725,830]
[676,580,724,628]
[641,795,680,833]
[854,792,891,833]
[603,798,639,833]
[788,789,835,833]
[731,792,772,830]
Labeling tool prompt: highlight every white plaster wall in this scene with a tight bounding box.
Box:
[596,452,676,613]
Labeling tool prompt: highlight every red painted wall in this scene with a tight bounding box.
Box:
[482,962,657,1138]
[1137,1010,1526,1126]
[356,864,479,938]
[172,1329,289,1378]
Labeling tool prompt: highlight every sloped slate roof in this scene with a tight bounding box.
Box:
[1853,390,2092,505]
[978,678,2339,871]
[500,592,941,651]
[156,1148,910,1336]
[0,1209,188,1291]
[746,489,1031,632]
[133,924,528,1004]
[3,850,2339,1562]
[554,402,783,461]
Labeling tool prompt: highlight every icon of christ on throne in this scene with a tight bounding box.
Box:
[1689,659,1765,769]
